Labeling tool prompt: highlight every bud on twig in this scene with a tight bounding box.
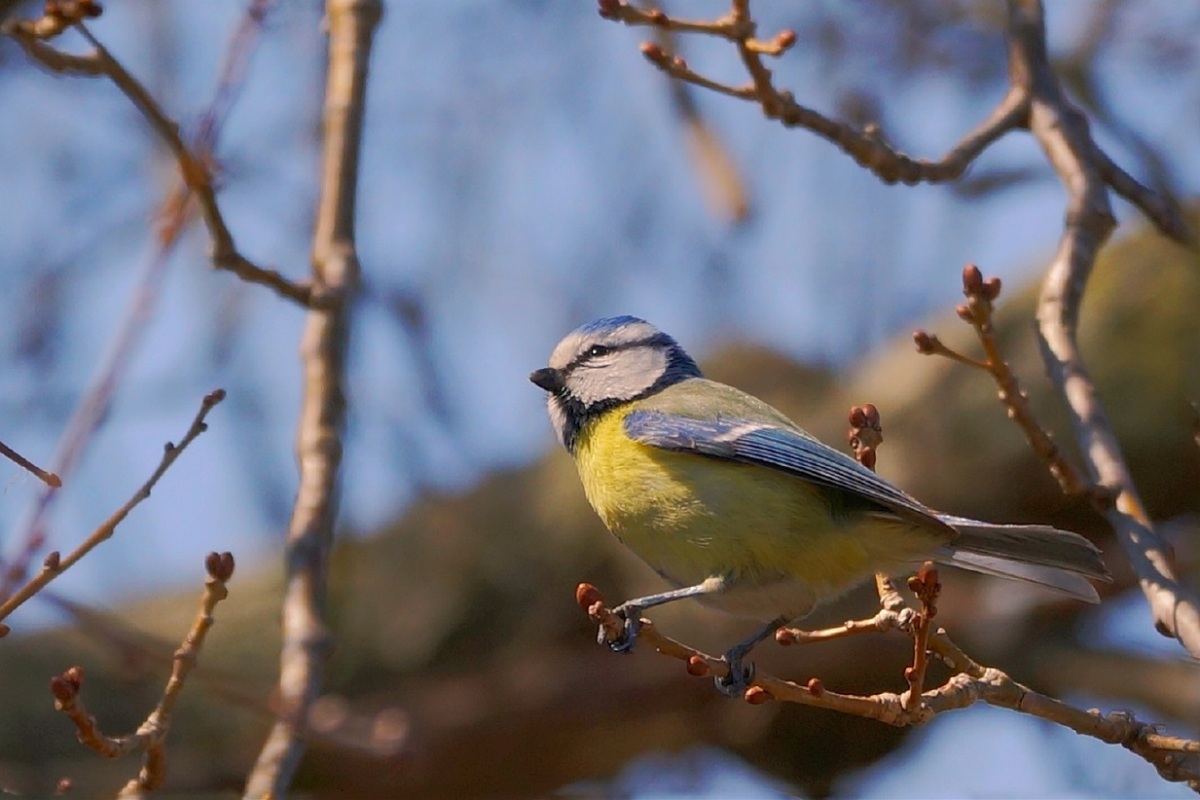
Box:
[961,263,983,295]
[205,551,235,581]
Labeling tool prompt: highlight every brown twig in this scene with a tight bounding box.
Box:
[0,439,61,488]
[577,582,1200,786]
[0,0,282,603]
[575,399,1200,786]
[599,0,1193,243]
[243,0,383,794]
[914,264,1088,497]
[604,1,1027,187]
[0,390,225,630]
[2,6,313,307]
[846,405,918,633]
[903,563,939,715]
[1003,0,1200,656]
[50,552,234,796]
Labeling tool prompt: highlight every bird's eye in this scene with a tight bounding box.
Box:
[587,345,611,358]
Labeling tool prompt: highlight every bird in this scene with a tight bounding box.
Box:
[529,315,1109,695]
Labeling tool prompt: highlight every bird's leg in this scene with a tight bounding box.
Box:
[716,616,788,697]
[606,576,726,653]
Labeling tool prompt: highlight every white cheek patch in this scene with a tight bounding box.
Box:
[547,396,570,448]
[568,346,668,407]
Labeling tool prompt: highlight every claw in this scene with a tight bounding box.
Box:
[601,604,642,653]
[714,655,755,697]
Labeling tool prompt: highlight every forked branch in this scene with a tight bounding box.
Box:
[3,2,314,307]
[50,553,235,796]
[0,390,225,633]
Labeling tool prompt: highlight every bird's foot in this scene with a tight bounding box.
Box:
[714,653,755,697]
[601,603,642,653]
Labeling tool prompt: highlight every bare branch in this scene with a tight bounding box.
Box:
[578,582,1200,788]
[49,553,235,796]
[1095,149,1195,245]
[244,0,383,794]
[604,1,1030,185]
[999,0,1200,656]
[914,264,1090,497]
[607,0,1200,658]
[0,439,60,488]
[0,0,283,605]
[2,8,314,307]
[0,390,225,629]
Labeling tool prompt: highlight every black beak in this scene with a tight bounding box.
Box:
[529,367,564,393]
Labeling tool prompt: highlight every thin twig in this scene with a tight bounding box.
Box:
[914,264,1089,497]
[577,582,1200,786]
[0,219,178,604]
[49,552,234,796]
[243,0,383,794]
[0,390,225,629]
[604,1,1030,186]
[0,0,284,602]
[0,439,61,488]
[1003,0,1200,656]
[903,563,939,715]
[3,10,313,307]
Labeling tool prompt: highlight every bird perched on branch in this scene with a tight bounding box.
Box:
[530,316,1109,695]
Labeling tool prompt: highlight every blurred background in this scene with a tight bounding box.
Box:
[0,0,1198,796]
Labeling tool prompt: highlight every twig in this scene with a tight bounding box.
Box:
[599,0,1193,242]
[914,264,1089,497]
[49,552,235,796]
[0,0,283,602]
[0,214,177,604]
[41,587,409,762]
[903,563,939,715]
[1003,0,1200,656]
[2,5,314,307]
[0,390,225,630]
[243,0,383,795]
[603,1,1029,186]
[576,582,1200,787]
[0,439,61,488]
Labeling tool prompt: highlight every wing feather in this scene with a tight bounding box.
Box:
[624,410,947,531]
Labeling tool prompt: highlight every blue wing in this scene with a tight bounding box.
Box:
[624,410,947,529]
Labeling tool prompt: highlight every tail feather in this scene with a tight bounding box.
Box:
[933,515,1110,603]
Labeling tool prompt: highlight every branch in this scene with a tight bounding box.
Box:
[574,399,1200,791]
[1003,0,1200,656]
[0,390,225,631]
[914,264,1091,498]
[2,3,314,307]
[603,1,1029,186]
[0,439,61,488]
[49,552,235,796]
[577,581,1200,788]
[599,0,1192,242]
[0,0,281,604]
[244,0,383,794]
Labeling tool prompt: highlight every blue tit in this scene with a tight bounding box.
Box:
[530,316,1109,694]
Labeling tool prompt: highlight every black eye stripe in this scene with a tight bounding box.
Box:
[562,333,675,374]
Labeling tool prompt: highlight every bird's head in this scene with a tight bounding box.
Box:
[529,315,701,452]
